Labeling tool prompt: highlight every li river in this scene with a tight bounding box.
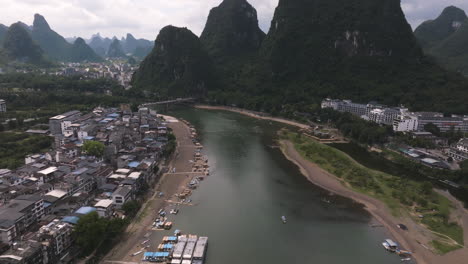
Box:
[166,108,411,264]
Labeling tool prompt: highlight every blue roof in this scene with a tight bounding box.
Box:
[167,236,177,241]
[62,216,80,225]
[43,202,52,208]
[75,206,97,215]
[83,136,95,140]
[128,161,140,168]
[107,113,120,118]
[144,252,154,257]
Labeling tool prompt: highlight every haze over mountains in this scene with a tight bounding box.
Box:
[414,6,468,76]
[0,14,154,65]
[133,0,468,114]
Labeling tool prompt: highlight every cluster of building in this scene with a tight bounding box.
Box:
[321,98,468,133]
[58,61,137,89]
[0,106,172,263]
[448,138,468,162]
[0,99,5,113]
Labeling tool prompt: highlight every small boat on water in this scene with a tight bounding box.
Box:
[401,258,411,262]
[382,239,398,252]
[281,216,287,224]
[170,209,179,215]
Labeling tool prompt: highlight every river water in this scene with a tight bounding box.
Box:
[168,108,409,264]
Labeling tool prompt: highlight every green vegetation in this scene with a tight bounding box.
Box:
[133,26,216,98]
[121,200,141,218]
[74,212,128,258]
[0,132,52,169]
[163,130,177,158]
[2,22,49,66]
[281,130,463,252]
[107,39,126,58]
[317,109,392,145]
[134,0,468,115]
[69,38,103,62]
[432,240,463,255]
[82,141,105,158]
[0,73,146,127]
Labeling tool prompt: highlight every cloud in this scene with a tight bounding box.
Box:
[0,0,467,40]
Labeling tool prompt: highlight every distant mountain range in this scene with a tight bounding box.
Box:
[414,6,468,76]
[67,32,153,59]
[133,0,468,114]
[0,14,154,66]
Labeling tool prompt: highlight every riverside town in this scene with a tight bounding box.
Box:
[2,1,468,264]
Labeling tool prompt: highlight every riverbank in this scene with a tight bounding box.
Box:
[104,116,206,263]
[280,137,468,264]
[194,104,310,129]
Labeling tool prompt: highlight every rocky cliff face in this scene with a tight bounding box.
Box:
[200,0,265,62]
[132,26,215,97]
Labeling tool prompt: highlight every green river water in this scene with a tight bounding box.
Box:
[167,108,412,264]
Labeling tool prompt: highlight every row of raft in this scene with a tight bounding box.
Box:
[143,235,208,264]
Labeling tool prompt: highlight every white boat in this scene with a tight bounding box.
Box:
[382,239,398,252]
[170,209,179,215]
[281,216,287,224]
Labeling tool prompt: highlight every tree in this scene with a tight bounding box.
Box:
[122,200,141,218]
[74,212,107,256]
[82,141,105,157]
[424,123,441,137]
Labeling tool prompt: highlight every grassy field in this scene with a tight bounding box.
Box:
[281,130,463,253]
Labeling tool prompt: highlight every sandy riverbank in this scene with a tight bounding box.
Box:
[195,104,310,129]
[279,139,468,264]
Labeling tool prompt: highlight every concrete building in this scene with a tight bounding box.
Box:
[368,108,400,125]
[448,138,468,161]
[112,185,133,208]
[416,114,468,133]
[393,113,418,132]
[0,240,44,264]
[49,111,81,135]
[0,199,44,244]
[38,220,73,262]
[0,99,6,112]
[94,199,114,217]
[321,99,368,117]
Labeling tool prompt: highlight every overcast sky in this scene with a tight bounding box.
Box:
[1,0,468,40]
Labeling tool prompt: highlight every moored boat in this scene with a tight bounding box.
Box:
[281,215,287,224]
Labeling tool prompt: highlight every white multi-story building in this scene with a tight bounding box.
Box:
[393,111,419,132]
[0,99,6,112]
